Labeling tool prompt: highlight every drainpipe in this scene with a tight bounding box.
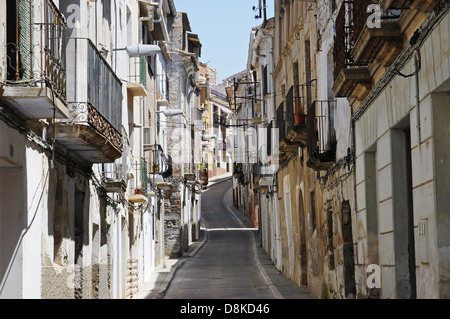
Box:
[414,50,421,146]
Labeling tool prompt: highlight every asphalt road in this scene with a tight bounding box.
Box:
[163,177,275,299]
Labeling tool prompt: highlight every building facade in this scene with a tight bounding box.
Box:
[199,63,233,181]
[335,0,449,299]
[237,0,449,299]
[0,0,203,299]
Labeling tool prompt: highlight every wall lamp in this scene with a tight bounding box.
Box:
[155,109,184,116]
[202,134,217,141]
[114,44,161,57]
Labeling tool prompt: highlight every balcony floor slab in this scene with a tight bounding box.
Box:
[54,123,122,163]
[0,87,68,119]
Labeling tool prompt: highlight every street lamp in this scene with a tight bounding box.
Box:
[114,44,162,57]
[126,44,161,57]
[202,134,217,141]
[155,109,184,117]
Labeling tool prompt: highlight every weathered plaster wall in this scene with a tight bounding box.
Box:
[276,155,307,287]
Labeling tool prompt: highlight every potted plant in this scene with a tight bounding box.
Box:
[152,163,159,173]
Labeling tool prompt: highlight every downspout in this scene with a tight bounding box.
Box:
[113,0,118,74]
[414,50,421,145]
[95,0,98,46]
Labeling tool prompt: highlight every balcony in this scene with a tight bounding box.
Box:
[252,162,261,190]
[127,57,148,97]
[147,144,171,176]
[146,144,174,191]
[306,101,337,171]
[285,83,315,143]
[277,83,315,160]
[129,157,148,204]
[350,0,404,66]
[0,0,68,120]
[53,38,123,164]
[103,162,128,194]
[277,102,296,163]
[103,133,131,193]
[233,162,244,184]
[332,1,373,100]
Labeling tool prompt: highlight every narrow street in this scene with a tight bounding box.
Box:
[1,0,447,302]
[162,176,313,299]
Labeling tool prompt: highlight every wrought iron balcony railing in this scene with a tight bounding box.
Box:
[0,0,69,120]
[5,0,66,99]
[147,144,171,176]
[286,82,316,132]
[63,38,122,131]
[65,102,123,153]
[132,157,148,195]
[276,101,285,141]
[54,38,123,163]
[332,1,372,98]
[128,56,147,86]
[306,100,337,171]
[277,82,317,156]
[334,1,404,78]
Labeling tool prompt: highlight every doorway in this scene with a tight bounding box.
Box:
[391,118,416,299]
[298,191,308,285]
[340,200,356,297]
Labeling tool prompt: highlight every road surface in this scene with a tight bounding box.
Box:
[164,177,274,299]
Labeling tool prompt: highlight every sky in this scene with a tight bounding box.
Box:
[175,0,274,83]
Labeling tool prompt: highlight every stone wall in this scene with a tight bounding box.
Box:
[164,189,183,256]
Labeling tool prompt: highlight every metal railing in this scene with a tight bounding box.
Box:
[128,56,147,86]
[334,1,403,79]
[333,1,353,81]
[86,39,122,131]
[276,101,285,141]
[102,129,130,182]
[66,101,123,152]
[285,82,316,133]
[5,0,66,99]
[277,81,317,145]
[132,157,148,195]
[306,100,336,156]
[66,38,122,132]
[147,144,170,175]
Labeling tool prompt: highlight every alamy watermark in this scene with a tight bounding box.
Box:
[366,264,381,289]
[66,4,81,29]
